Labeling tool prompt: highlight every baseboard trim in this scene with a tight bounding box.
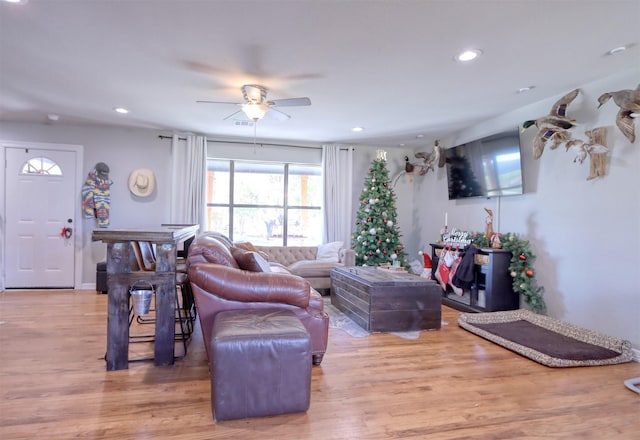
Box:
[81,282,97,290]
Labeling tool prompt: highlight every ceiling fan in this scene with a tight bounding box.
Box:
[197,84,311,122]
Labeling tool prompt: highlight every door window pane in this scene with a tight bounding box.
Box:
[21,156,62,175]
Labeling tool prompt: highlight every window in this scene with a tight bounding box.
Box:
[21,156,62,175]
[206,160,322,246]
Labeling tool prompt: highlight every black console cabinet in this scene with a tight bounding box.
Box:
[430,243,519,313]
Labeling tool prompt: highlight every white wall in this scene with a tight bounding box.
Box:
[413,69,640,349]
[0,123,172,286]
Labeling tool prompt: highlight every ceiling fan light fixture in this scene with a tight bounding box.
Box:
[242,103,268,121]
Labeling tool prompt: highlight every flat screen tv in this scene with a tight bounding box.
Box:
[445,129,524,200]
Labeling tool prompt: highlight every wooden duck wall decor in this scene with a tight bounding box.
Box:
[597,84,640,143]
[522,88,580,159]
[413,140,445,175]
[565,127,608,180]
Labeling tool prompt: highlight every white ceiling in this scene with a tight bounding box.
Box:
[1,0,639,149]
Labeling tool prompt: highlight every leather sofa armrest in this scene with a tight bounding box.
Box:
[189,263,311,308]
[340,248,356,266]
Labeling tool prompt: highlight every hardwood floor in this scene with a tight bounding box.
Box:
[1,289,638,440]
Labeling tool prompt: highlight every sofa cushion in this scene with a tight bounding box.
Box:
[189,263,310,309]
[198,232,234,249]
[188,238,239,268]
[268,262,293,275]
[308,289,324,311]
[288,260,342,278]
[316,241,343,263]
[234,241,270,260]
[231,247,271,272]
[256,246,318,267]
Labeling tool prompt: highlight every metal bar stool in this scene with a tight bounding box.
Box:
[129,240,193,359]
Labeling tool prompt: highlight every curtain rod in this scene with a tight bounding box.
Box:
[157,135,353,151]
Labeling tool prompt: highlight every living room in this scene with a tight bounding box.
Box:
[1,0,639,438]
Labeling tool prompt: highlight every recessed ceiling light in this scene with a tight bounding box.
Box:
[4,0,28,4]
[517,86,536,94]
[416,134,424,139]
[455,49,483,62]
[606,45,627,55]
[47,114,59,121]
[113,107,129,114]
[352,126,364,132]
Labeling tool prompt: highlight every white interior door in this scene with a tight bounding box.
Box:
[4,147,77,288]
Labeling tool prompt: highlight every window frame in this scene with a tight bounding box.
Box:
[206,159,322,246]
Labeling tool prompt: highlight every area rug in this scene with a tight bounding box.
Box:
[458,309,633,367]
[322,297,428,340]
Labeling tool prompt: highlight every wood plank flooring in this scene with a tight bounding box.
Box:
[0,289,638,439]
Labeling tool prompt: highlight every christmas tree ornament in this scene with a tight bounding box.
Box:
[369,228,377,235]
[519,253,527,261]
[526,269,535,277]
[387,220,393,227]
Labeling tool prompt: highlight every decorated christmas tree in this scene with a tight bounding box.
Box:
[352,150,408,267]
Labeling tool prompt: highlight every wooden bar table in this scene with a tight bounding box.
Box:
[92,224,199,370]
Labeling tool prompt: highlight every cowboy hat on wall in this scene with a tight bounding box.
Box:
[128,168,156,198]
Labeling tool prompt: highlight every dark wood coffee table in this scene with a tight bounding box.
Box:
[330,266,442,332]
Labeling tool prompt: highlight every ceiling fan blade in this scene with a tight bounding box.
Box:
[269,97,311,107]
[266,107,291,121]
[223,110,245,121]
[196,100,242,105]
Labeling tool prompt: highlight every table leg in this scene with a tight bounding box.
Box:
[106,242,131,371]
[154,243,176,366]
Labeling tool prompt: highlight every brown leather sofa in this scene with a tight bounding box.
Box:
[187,234,329,365]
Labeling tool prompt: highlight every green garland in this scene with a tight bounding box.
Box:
[472,232,546,313]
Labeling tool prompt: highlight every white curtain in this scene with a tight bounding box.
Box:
[170,134,207,231]
[322,144,353,246]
